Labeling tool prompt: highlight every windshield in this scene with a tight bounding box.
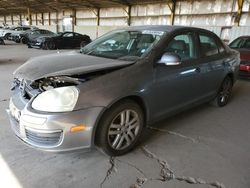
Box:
[229,37,250,49]
[80,30,165,60]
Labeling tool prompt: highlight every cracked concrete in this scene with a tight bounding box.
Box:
[141,146,225,188]
[148,126,199,143]
[0,42,250,188]
[100,157,117,188]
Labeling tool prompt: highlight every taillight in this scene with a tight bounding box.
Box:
[240,64,250,72]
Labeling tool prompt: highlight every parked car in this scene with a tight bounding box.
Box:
[7,26,240,156]
[0,26,34,40]
[229,36,250,78]
[14,29,55,44]
[8,26,37,41]
[9,27,38,43]
[28,31,91,49]
[0,26,15,38]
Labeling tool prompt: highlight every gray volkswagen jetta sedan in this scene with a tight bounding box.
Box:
[7,26,240,156]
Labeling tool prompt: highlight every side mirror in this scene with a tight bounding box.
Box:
[157,52,181,66]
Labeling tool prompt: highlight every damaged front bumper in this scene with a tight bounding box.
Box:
[7,92,104,152]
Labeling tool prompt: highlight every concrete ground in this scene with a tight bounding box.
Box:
[0,41,249,188]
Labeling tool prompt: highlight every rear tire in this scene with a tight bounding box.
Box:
[211,76,233,107]
[96,100,144,156]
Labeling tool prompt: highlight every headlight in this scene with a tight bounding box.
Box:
[32,86,79,112]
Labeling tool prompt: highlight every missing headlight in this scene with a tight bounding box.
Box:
[37,76,86,91]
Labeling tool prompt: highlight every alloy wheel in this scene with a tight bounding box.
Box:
[218,78,232,105]
[108,109,140,150]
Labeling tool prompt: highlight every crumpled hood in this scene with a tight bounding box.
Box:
[14,51,134,81]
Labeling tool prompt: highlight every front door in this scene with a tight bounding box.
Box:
[150,31,204,120]
[61,32,74,48]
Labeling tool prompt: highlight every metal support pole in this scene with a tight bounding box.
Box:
[11,14,14,25]
[35,13,38,25]
[27,8,32,25]
[72,9,76,32]
[56,11,59,33]
[236,0,244,26]
[41,12,44,25]
[96,8,100,26]
[49,12,51,25]
[4,15,6,25]
[170,0,176,25]
[19,14,22,25]
[127,5,131,26]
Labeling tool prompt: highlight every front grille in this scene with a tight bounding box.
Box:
[25,129,62,146]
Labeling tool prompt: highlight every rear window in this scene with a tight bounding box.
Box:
[199,34,219,57]
[229,37,250,49]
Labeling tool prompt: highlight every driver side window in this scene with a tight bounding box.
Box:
[164,32,196,61]
[63,33,73,37]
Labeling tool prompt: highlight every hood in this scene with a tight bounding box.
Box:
[14,51,134,81]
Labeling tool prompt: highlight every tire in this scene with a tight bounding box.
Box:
[15,38,20,43]
[20,37,27,44]
[80,41,88,48]
[46,41,55,50]
[96,100,144,156]
[41,42,48,50]
[212,76,233,107]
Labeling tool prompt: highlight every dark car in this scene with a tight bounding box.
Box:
[29,31,91,50]
[7,26,239,156]
[26,29,56,46]
[229,36,250,78]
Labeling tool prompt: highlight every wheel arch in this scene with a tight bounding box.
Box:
[226,72,235,83]
[92,95,149,146]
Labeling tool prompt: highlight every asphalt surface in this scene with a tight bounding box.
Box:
[0,41,249,188]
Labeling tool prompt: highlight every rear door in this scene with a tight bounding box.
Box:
[196,32,228,97]
[151,31,204,119]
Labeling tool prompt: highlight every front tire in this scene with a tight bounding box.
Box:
[20,37,27,44]
[212,76,233,107]
[80,41,88,48]
[96,100,144,156]
[46,41,55,50]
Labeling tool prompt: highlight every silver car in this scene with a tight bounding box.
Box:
[7,26,240,156]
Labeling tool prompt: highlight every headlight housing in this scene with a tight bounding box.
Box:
[32,86,79,112]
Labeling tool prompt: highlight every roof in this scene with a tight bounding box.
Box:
[0,0,168,15]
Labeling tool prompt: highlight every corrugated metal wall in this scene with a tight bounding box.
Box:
[0,0,250,41]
